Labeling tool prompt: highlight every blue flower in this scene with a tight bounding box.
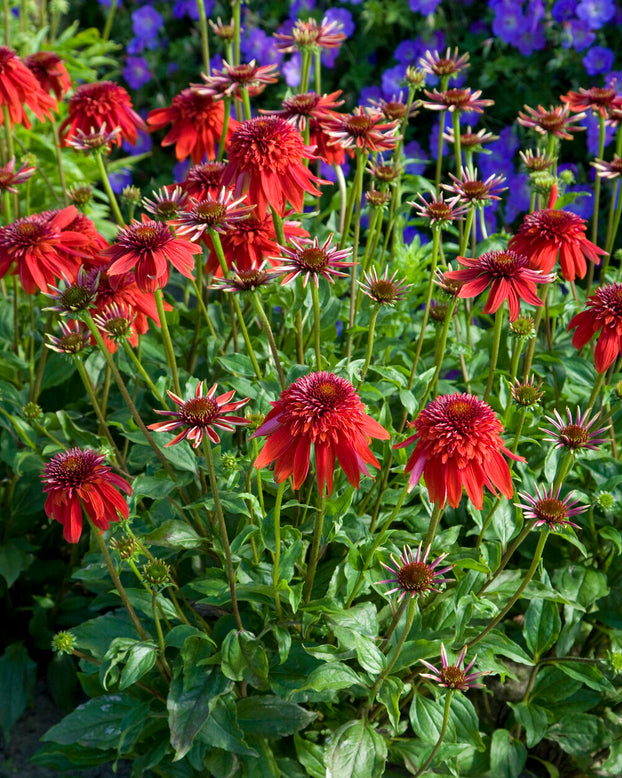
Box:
[403,140,427,175]
[360,85,383,105]
[324,7,355,38]
[381,65,406,98]
[409,0,443,14]
[242,28,284,66]
[395,39,419,64]
[583,45,615,76]
[123,56,152,90]
[290,0,316,14]
[581,112,615,155]
[172,0,202,20]
[516,27,547,55]
[561,19,596,50]
[109,168,132,194]
[132,6,163,40]
[504,173,531,224]
[492,2,529,42]
[283,53,302,88]
[551,0,577,21]
[122,128,152,156]
[320,158,351,181]
[576,0,615,29]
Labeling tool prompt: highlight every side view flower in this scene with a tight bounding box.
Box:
[568,283,622,373]
[148,381,250,448]
[42,448,132,543]
[517,485,586,530]
[420,644,491,691]
[252,371,390,494]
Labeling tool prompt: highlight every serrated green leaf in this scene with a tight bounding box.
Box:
[325,720,387,778]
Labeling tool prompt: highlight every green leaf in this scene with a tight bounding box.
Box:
[70,612,137,661]
[294,733,325,778]
[42,695,149,750]
[524,599,561,659]
[0,643,36,741]
[197,695,257,757]
[325,720,387,778]
[221,631,269,690]
[216,353,256,376]
[489,729,527,778]
[554,565,609,610]
[508,701,549,747]
[599,526,622,555]
[450,693,485,750]
[377,676,405,732]
[301,662,364,693]
[236,696,316,737]
[131,474,178,499]
[553,660,615,692]
[142,520,204,550]
[409,694,450,743]
[168,667,230,761]
[0,541,33,588]
[546,713,602,755]
[478,631,533,666]
[102,638,158,691]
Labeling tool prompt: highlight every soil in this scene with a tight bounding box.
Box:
[0,684,132,778]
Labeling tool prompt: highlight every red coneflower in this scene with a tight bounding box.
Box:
[517,103,585,140]
[409,192,468,227]
[274,17,347,53]
[221,116,326,218]
[23,51,71,99]
[205,212,309,274]
[65,124,121,154]
[104,216,202,292]
[445,249,553,321]
[269,90,344,132]
[181,161,227,199]
[369,93,417,122]
[419,48,470,79]
[568,283,622,373]
[561,86,622,118]
[420,645,491,692]
[517,484,586,530]
[443,125,498,151]
[142,186,188,221]
[199,60,279,99]
[0,157,36,193]
[271,233,354,287]
[92,301,137,347]
[251,371,390,494]
[0,206,98,294]
[0,46,57,128]
[359,266,410,306]
[422,88,494,114]
[212,261,277,293]
[591,156,622,180]
[323,106,401,155]
[380,544,453,601]
[42,448,132,543]
[147,87,237,163]
[395,393,523,508]
[148,381,249,448]
[508,197,607,282]
[542,407,608,451]
[442,168,507,206]
[60,81,145,148]
[46,319,91,355]
[172,188,255,242]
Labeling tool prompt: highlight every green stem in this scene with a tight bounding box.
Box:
[232,0,241,65]
[50,118,68,204]
[423,503,444,549]
[154,288,181,397]
[369,598,417,707]
[95,153,124,226]
[458,208,474,257]
[152,590,172,679]
[102,0,118,41]
[251,293,286,389]
[357,306,380,386]
[217,98,231,162]
[408,227,441,382]
[272,481,287,618]
[469,531,548,647]
[483,308,504,402]
[478,519,537,597]
[121,339,167,406]
[521,286,549,380]
[195,0,211,76]
[310,282,322,370]
[419,295,458,407]
[585,371,606,415]
[303,494,326,604]
[413,691,454,778]
[240,87,252,122]
[299,49,312,93]
[452,111,462,179]
[202,437,244,630]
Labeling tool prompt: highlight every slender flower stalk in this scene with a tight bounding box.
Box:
[154,288,181,397]
[195,0,211,76]
[271,481,287,617]
[484,308,504,402]
[250,293,286,390]
[303,493,326,604]
[95,152,125,227]
[413,691,453,778]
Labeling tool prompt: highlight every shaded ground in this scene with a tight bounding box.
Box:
[0,684,132,778]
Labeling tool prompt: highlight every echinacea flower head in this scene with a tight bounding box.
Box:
[93,302,137,346]
[271,233,354,287]
[269,90,344,132]
[509,315,536,339]
[23,51,71,99]
[420,644,491,692]
[380,543,453,601]
[60,82,145,148]
[0,157,36,193]
[369,93,416,122]
[367,161,402,185]
[561,86,622,118]
[419,48,470,79]
[519,148,556,172]
[359,266,410,306]
[323,106,401,155]
[45,267,98,314]
[542,407,608,451]
[0,46,57,128]
[508,201,607,282]
[517,484,586,530]
[65,124,122,154]
[212,261,277,293]
[252,371,390,494]
[568,283,622,373]
[104,215,202,292]
[274,17,347,54]
[365,187,392,207]
[0,206,99,294]
[443,125,498,151]
[517,103,586,140]
[409,192,468,227]
[221,116,326,219]
[422,87,494,114]
[147,87,237,163]
[199,60,279,99]
[443,168,507,206]
[592,155,622,180]
[395,393,524,508]
[172,188,255,241]
[142,186,187,221]
[181,161,227,199]
[148,382,250,448]
[46,320,91,355]
[445,250,554,321]
[209,17,235,41]
[511,376,544,406]
[42,448,132,543]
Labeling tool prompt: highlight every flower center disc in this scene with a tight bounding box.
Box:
[535,498,566,523]
[300,247,328,271]
[196,202,226,223]
[347,115,373,134]
[440,665,467,689]
[182,397,219,425]
[560,423,590,448]
[397,561,434,592]
[371,280,396,302]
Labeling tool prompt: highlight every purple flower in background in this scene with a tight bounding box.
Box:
[290,0,316,14]
[283,52,302,88]
[583,46,615,76]
[320,158,351,182]
[360,85,383,105]
[395,39,420,64]
[404,140,427,175]
[552,0,577,21]
[416,29,446,56]
[504,173,531,224]
[527,0,546,30]
[325,7,355,37]
[132,6,163,43]
[576,0,615,28]
[562,19,596,50]
[516,27,547,55]
[172,0,203,20]
[122,127,152,156]
[173,160,190,182]
[123,56,152,90]
[382,65,407,98]
[492,2,529,42]
[606,70,622,88]
[127,37,145,55]
[564,186,593,220]
[409,0,443,14]
[323,48,340,68]
[242,28,284,66]
[479,126,518,181]
[109,168,132,194]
